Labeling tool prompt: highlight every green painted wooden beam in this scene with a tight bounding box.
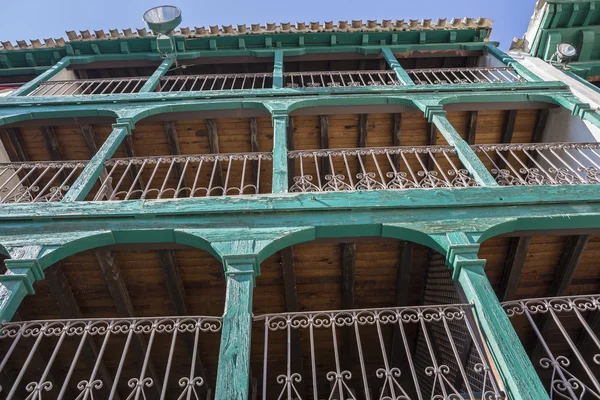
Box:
[485,44,543,82]
[62,120,132,202]
[271,110,289,193]
[0,258,43,322]
[8,56,71,97]
[381,47,414,85]
[273,50,284,89]
[139,56,175,92]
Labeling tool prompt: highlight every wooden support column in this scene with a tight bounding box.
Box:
[164,121,189,190]
[206,119,225,193]
[499,236,532,301]
[280,247,305,397]
[81,124,114,198]
[214,251,258,400]
[157,250,210,393]
[447,239,550,400]
[273,50,284,89]
[381,47,414,85]
[10,56,71,96]
[319,115,330,181]
[139,56,174,92]
[95,249,162,398]
[45,263,118,399]
[424,107,498,186]
[271,110,289,193]
[426,121,437,171]
[62,120,133,202]
[286,116,296,188]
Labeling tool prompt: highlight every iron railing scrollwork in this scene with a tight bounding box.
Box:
[406,67,524,85]
[27,77,148,96]
[0,161,86,203]
[97,152,272,200]
[283,71,400,88]
[288,146,478,192]
[0,316,222,399]
[473,142,600,186]
[503,295,600,400]
[255,304,505,400]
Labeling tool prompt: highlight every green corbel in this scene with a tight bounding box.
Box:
[444,233,549,400]
[414,101,498,187]
[139,56,175,92]
[9,56,72,97]
[381,47,414,85]
[62,118,134,202]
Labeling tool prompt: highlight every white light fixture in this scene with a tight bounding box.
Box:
[550,42,577,66]
[143,6,182,57]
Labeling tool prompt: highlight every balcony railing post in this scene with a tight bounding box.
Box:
[9,56,72,97]
[273,50,284,89]
[0,258,42,322]
[271,109,289,193]
[444,232,550,400]
[139,56,175,92]
[485,43,542,82]
[382,47,414,85]
[418,103,498,186]
[62,118,134,202]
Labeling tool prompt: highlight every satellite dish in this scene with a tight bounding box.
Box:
[143,6,182,36]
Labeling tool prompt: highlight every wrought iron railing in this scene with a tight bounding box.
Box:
[0,316,222,399]
[503,295,600,400]
[473,142,600,186]
[288,146,478,192]
[254,304,505,400]
[407,67,524,85]
[0,161,86,203]
[158,73,274,92]
[283,70,400,88]
[96,152,272,200]
[27,77,148,96]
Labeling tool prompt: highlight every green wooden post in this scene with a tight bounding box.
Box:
[273,50,284,89]
[445,233,549,400]
[382,47,414,85]
[62,118,134,202]
[0,258,43,322]
[9,57,72,97]
[485,44,542,82]
[271,110,289,193]
[416,102,498,186]
[139,56,175,92]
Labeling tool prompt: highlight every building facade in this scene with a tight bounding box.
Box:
[0,7,599,400]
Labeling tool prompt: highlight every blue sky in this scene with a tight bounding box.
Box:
[1,0,537,50]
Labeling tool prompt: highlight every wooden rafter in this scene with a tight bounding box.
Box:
[319,115,330,181]
[340,242,356,369]
[206,119,224,192]
[123,135,145,194]
[392,113,401,169]
[500,110,518,144]
[499,236,532,301]
[529,235,590,359]
[465,111,478,145]
[45,263,118,399]
[531,109,550,144]
[390,241,413,367]
[95,249,162,397]
[359,114,368,148]
[157,250,210,392]
[1,127,29,162]
[280,247,305,397]
[249,117,260,185]
[41,126,69,181]
[164,121,188,189]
